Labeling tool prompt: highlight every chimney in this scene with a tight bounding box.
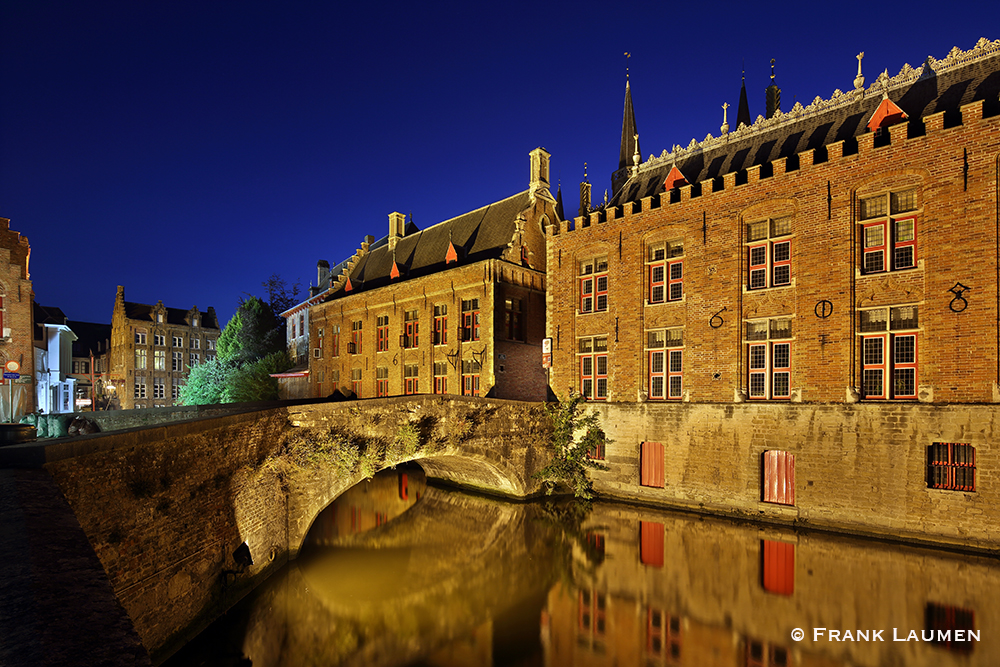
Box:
[388,212,406,251]
[317,260,330,288]
[529,147,551,200]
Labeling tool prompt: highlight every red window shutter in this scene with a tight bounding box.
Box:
[641,442,664,488]
[640,521,664,567]
[762,540,795,595]
[763,451,795,505]
[399,473,408,500]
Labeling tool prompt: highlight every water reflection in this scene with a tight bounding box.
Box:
[168,467,1000,666]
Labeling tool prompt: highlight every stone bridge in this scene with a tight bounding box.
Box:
[0,395,554,663]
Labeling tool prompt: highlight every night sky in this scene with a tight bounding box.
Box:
[3,1,998,327]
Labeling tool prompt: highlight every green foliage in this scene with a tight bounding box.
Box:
[262,273,302,320]
[534,394,610,500]
[217,296,283,364]
[387,423,420,461]
[223,351,293,403]
[178,357,238,405]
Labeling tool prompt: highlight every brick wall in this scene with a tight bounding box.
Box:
[590,401,1000,551]
[0,218,34,415]
[547,100,1000,405]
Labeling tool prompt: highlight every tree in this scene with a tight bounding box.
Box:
[178,358,237,405]
[223,351,291,403]
[217,296,283,364]
[262,273,302,319]
[534,394,611,499]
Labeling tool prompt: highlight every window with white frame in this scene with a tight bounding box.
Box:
[579,256,609,313]
[134,380,146,399]
[172,383,181,399]
[647,240,684,304]
[646,328,683,400]
[207,339,215,351]
[860,188,918,274]
[859,305,919,399]
[745,318,793,399]
[189,352,200,366]
[154,350,165,370]
[154,334,165,346]
[135,349,147,369]
[173,335,183,347]
[191,337,200,350]
[746,217,792,290]
[135,329,147,345]
[172,351,183,371]
[578,336,608,400]
[153,377,165,399]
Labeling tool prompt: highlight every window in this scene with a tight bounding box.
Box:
[761,540,794,596]
[134,381,146,399]
[154,334,165,346]
[173,336,183,347]
[859,305,918,399]
[377,315,390,352]
[157,313,163,323]
[189,352,200,366]
[745,640,789,667]
[505,298,524,340]
[329,369,339,393]
[402,310,419,348]
[647,328,683,400]
[640,442,664,488]
[647,608,682,661]
[578,589,607,640]
[746,318,792,399]
[587,436,605,460]
[72,360,90,374]
[433,305,448,345]
[135,349,147,369]
[207,339,215,351]
[153,377,165,399]
[433,361,448,394]
[461,359,480,396]
[154,350,165,370]
[330,325,340,357]
[928,443,976,491]
[579,256,609,313]
[172,384,181,399]
[860,188,918,274]
[762,450,795,505]
[376,366,388,397]
[191,337,200,350]
[404,364,419,394]
[746,217,792,290]
[192,317,198,328]
[640,521,664,566]
[351,368,362,396]
[135,330,147,345]
[647,240,684,303]
[461,299,480,342]
[351,320,362,354]
[172,352,183,371]
[925,603,977,652]
[207,354,216,362]
[578,336,608,400]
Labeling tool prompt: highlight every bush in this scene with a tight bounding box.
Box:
[533,394,610,499]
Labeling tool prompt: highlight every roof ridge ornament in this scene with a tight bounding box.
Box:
[721,102,730,135]
[854,51,865,90]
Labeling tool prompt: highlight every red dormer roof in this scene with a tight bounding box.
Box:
[663,165,688,190]
[867,96,908,132]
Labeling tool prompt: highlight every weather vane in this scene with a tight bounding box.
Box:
[625,52,630,79]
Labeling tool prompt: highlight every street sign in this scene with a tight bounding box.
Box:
[541,337,552,369]
[4,361,19,373]
[2,372,19,380]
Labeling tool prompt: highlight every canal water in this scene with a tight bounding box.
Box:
[167,464,1000,666]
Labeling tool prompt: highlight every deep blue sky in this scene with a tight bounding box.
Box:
[3,1,997,327]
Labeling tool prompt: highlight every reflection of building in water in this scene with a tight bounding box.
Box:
[543,503,993,667]
[306,465,426,544]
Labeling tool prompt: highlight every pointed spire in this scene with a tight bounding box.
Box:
[555,181,565,221]
[736,67,751,129]
[619,77,640,172]
[445,229,459,264]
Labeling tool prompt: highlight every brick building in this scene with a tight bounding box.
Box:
[0,217,34,419]
[109,286,220,409]
[308,148,555,401]
[547,39,1000,407]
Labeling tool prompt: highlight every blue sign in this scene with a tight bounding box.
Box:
[3,372,19,380]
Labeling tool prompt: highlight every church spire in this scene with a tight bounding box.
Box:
[618,54,640,173]
[736,67,751,129]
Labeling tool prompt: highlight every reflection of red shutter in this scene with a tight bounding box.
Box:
[641,442,664,487]
[762,540,794,595]
[640,521,664,567]
[399,473,408,500]
[763,451,795,505]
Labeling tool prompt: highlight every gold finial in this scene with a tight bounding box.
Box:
[770,58,776,81]
[583,162,588,181]
[625,52,631,80]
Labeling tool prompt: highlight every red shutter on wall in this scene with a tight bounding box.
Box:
[640,521,664,567]
[762,451,795,505]
[641,442,665,488]
[761,540,795,596]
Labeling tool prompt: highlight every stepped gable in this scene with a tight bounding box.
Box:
[612,39,1000,207]
[341,191,531,293]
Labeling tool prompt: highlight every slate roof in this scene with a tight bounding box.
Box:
[337,191,530,294]
[123,302,220,330]
[68,321,112,357]
[611,46,1000,207]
